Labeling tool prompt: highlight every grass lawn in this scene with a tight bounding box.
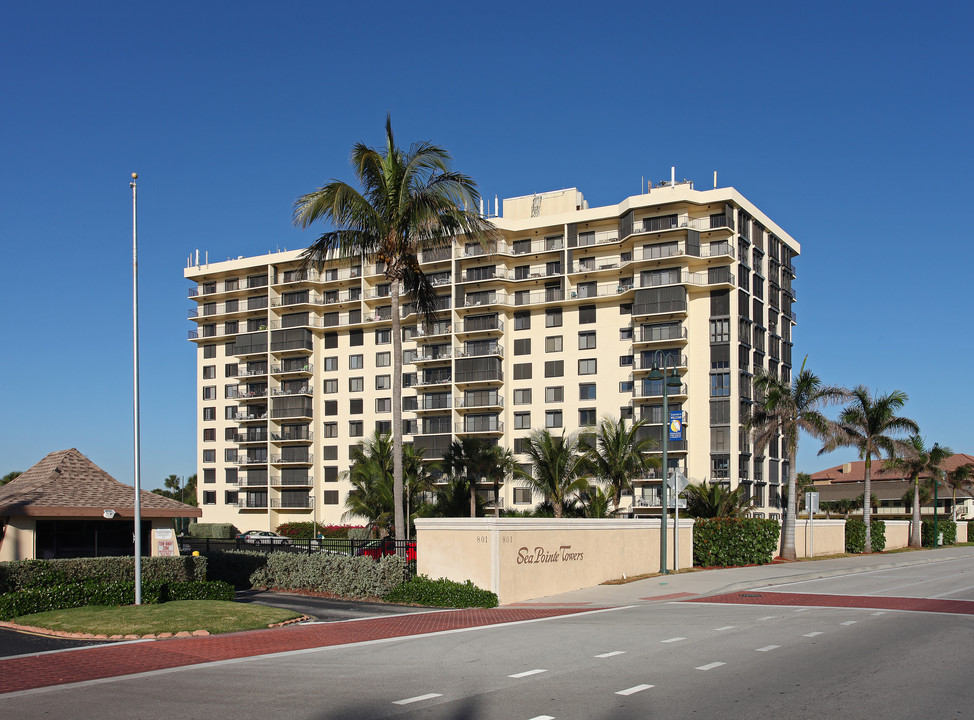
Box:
[13,601,301,636]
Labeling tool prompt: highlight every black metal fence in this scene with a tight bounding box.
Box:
[179,536,416,563]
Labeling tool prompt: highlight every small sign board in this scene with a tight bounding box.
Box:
[154,528,176,557]
[805,491,820,515]
[666,470,690,492]
[668,411,683,441]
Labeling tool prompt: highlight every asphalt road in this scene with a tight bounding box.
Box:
[0,627,116,658]
[4,558,973,719]
[235,590,429,622]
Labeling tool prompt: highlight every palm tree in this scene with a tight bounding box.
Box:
[515,430,589,518]
[683,480,756,518]
[402,444,435,540]
[780,471,816,514]
[293,117,496,540]
[585,417,658,515]
[442,438,510,518]
[342,431,396,534]
[427,476,486,518]
[580,484,613,518]
[747,359,848,560]
[821,386,919,552]
[886,435,952,547]
[942,463,974,520]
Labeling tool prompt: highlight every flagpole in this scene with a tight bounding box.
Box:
[131,172,143,605]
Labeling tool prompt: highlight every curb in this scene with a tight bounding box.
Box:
[0,614,312,641]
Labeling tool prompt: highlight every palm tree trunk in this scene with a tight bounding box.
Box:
[470,480,476,518]
[863,454,872,553]
[910,474,922,547]
[494,480,500,518]
[554,500,563,519]
[781,449,797,560]
[391,278,405,541]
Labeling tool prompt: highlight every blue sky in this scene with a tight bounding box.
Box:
[2,1,972,488]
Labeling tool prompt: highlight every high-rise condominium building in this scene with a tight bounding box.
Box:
[186,180,798,529]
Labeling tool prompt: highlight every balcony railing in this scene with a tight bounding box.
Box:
[632,300,688,317]
[271,476,313,486]
[461,318,503,333]
[455,395,503,408]
[415,348,453,362]
[454,344,503,358]
[235,456,268,466]
[514,290,564,306]
[271,430,313,442]
[454,370,504,384]
[235,497,268,509]
[414,323,452,338]
[456,420,504,433]
[634,326,687,343]
[632,354,688,371]
[272,363,312,374]
[271,454,313,464]
[570,283,632,299]
[632,382,688,398]
[272,386,312,396]
[271,497,314,509]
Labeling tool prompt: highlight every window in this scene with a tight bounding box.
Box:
[578,331,596,350]
[545,308,562,327]
[579,408,597,426]
[514,412,531,429]
[349,354,363,369]
[376,352,391,367]
[710,318,731,343]
[579,383,597,400]
[203,428,216,442]
[711,372,731,397]
[225,427,237,441]
[323,422,338,438]
[350,398,363,414]
[514,338,531,356]
[203,469,216,484]
[202,386,216,400]
[375,420,392,434]
[711,427,731,452]
[323,379,338,394]
[323,356,338,372]
[514,488,532,504]
[514,388,532,405]
[323,332,338,349]
[376,398,391,413]
[544,360,564,378]
[514,438,531,454]
[224,490,238,505]
[545,410,563,428]
[349,377,364,392]
[375,329,391,344]
[619,355,634,367]
[710,400,731,424]
[203,407,216,421]
[514,311,531,330]
[225,363,238,377]
[403,349,416,365]
[620,303,632,315]
[349,329,364,346]
[545,335,563,352]
[349,421,363,437]
[203,491,216,505]
[323,490,340,505]
[545,386,564,403]
[203,344,217,359]
[203,365,216,379]
[579,305,596,324]
[514,363,533,380]
[224,448,238,463]
[578,359,597,375]
[224,406,235,420]
[619,327,633,341]
[376,375,391,390]
[203,450,216,463]
[619,380,634,393]
[620,405,634,420]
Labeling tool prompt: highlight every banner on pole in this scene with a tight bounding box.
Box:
[668,411,683,441]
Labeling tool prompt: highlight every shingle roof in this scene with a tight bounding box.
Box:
[810,453,974,484]
[0,449,201,518]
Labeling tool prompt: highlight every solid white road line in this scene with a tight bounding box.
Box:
[509,669,547,678]
[803,632,823,637]
[696,662,725,671]
[870,611,887,616]
[758,615,776,621]
[661,637,686,643]
[393,693,442,705]
[595,651,626,658]
[840,621,857,626]
[931,583,974,597]
[616,684,654,696]
[527,716,555,720]
[755,645,780,652]
[794,607,810,612]
[715,625,735,631]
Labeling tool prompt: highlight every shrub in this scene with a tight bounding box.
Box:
[187,523,237,539]
[922,519,957,546]
[275,523,367,539]
[693,518,780,567]
[0,556,206,594]
[247,552,408,599]
[385,576,498,608]
[347,527,371,540]
[845,518,887,553]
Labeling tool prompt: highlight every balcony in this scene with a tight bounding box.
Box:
[454,369,504,385]
[636,270,735,289]
[236,431,268,444]
[461,267,511,283]
[271,429,313,443]
[416,373,452,388]
[633,326,688,345]
[421,247,452,264]
[271,362,313,376]
[458,318,503,336]
[233,410,268,422]
[456,420,504,434]
[270,475,313,487]
[462,292,511,309]
[632,300,688,318]
[631,354,688,372]
[455,242,510,258]
[239,364,269,378]
[508,238,564,255]
[271,496,314,509]
[454,343,503,359]
[235,497,269,509]
[238,477,269,487]
[272,386,313,397]
[455,395,503,410]
[569,283,633,299]
[235,456,268,466]
[627,215,734,239]
[414,347,453,363]
[574,229,621,247]
[414,323,452,339]
[632,382,688,399]
[228,387,269,401]
[271,454,314,465]
[513,289,564,306]
[270,338,313,353]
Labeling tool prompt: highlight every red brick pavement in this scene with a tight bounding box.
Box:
[688,591,974,615]
[0,606,595,695]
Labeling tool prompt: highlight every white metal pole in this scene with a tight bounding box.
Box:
[131,172,143,605]
[674,493,680,572]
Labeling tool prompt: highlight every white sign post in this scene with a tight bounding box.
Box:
[667,470,690,571]
[805,491,820,558]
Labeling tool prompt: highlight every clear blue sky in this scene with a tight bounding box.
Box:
[2,1,972,489]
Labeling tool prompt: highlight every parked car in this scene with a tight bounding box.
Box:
[354,537,416,562]
[236,530,290,546]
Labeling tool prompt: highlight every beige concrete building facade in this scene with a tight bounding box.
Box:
[185,180,799,531]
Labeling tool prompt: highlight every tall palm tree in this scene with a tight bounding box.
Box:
[342,431,396,534]
[585,417,659,515]
[516,430,589,518]
[747,359,848,560]
[402,443,435,540]
[942,462,974,521]
[427,476,486,518]
[293,116,496,540]
[821,386,919,552]
[442,438,509,517]
[886,435,952,547]
[779,471,816,514]
[683,480,756,518]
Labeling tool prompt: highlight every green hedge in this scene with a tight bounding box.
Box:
[384,576,497,608]
[845,518,887,553]
[0,556,206,594]
[275,523,368,539]
[0,580,235,621]
[693,518,780,567]
[922,519,957,546]
[187,523,237,539]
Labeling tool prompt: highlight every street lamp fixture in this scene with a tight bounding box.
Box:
[647,351,683,574]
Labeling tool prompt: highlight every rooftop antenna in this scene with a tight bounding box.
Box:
[713,171,718,189]
[479,197,484,216]
[671,166,675,186]
[494,195,499,217]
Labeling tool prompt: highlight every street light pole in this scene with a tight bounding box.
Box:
[130,172,143,605]
[648,351,680,575]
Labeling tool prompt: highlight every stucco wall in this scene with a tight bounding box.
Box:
[0,516,35,562]
[790,519,845,557]
[883,520,911,549]
[415,518,692,605]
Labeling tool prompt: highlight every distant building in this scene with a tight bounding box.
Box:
[811,454,974,519]
[185,181,799,530]
[0,448,201,561]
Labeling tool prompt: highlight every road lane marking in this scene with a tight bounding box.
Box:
[840,621,857,626]
[696,662,725,671]
[527,716,555,720]
[595,651,626,658]
[715,625,735,631]
[932,583,974,598]
[616,684,654,696]
[870,611,887,616]
[794,608,810,612]
[756,645,780,652]
[393,693,442,705]
[803,632,823,637]
[758,615,776,621]
[510,669,547,678]
[661,637,686,643]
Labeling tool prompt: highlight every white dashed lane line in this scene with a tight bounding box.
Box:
[393,693,442,705]
[661,637,686,643]
[840,621,857,626]
[509,669,547,679]
[758,615,776,621]
[755,645,780,652]
[871,611,887,616]
[715,626,735,631]
[803,632,823,637]
[696,662,725,671]
[527,716,555,720]
[616,684,654,696]
[595,651,626,658]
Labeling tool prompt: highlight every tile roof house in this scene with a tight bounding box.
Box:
[0,448,201,561]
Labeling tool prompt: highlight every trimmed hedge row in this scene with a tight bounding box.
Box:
[275,523,368,540]
[187,523,237,539]
[204,549,407,598]
[922,519,957,546]
[693,518,781,567]
[0,580,235,621]
[0,556,206,594]
[845,519,886,553]
[385,576,497,608]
